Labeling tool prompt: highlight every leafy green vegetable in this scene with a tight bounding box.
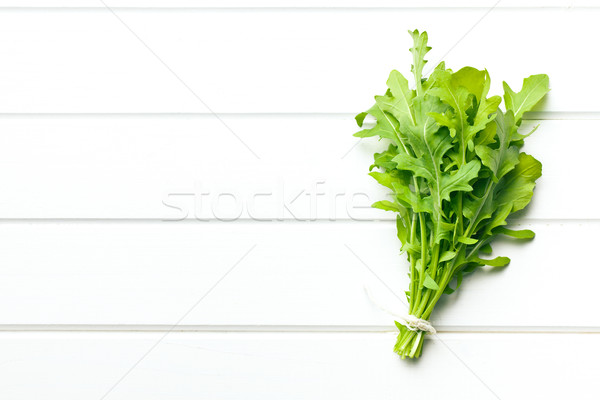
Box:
[354,30,549,359]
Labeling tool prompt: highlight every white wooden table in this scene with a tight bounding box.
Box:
[0,2,597,399]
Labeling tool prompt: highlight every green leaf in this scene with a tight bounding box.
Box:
[428,70,471,151]
[476,144,519,181]
[354,97,401,144]
[394,320,405,331]
[396,214,409,245]
[496,227,536,239]
[423,61,447,92]
[392,98,480,211]
[444,271,464,294]
[423,274,440,290]
[474,121,497,147]
[371,144,399,169]
[391,182,434,213]
[355,112,368,127]
[439,160,481,202]
[503,74,550,122]
[455,68,502,145]
[480,243,493,254]
[455,271,464,290]
[368,171,398,190]
[372,200,401,212]
[512,123,540,143]
[457,236,477,245]
[482,152,541,234]
[427,67,501,163]
[439,251,457,262]
[475,109,520,181]
[451,67,486,101]
[408,29,431,92]
[384,70,416,125]
[472,256,511,267]
[496,153,542,212]
[465,109,531,233]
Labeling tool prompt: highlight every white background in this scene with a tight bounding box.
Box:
[0,2,598,399]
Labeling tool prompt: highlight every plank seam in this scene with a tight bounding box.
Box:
[0,325,598,334]
[0,112,596,120]
[0,218,595,223]
[0,7,596,11]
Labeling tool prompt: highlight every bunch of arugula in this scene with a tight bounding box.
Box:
[354,30,549,359]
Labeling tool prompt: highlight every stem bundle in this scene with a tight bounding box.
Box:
[354,30,549,358]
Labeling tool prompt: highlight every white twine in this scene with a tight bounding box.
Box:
[363,285,437,335]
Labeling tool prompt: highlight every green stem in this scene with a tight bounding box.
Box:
[415,290,432,316]
[413,213,428,313]
[421,271,452,319]
[408,213,418,313]
[457,194,464,236]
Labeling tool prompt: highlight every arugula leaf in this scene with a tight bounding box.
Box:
[423,274,440,290]
[385,70,416,125]
[475,109,520,181]
[471,256,511,267]
[482,152,542,234]
[503,74,550,122]
[496,227,535,239]
[355,30,549,359]
[408,29,431,96]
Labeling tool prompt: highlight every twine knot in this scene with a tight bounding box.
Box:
[399,314,436,334]
[363,285,436,334]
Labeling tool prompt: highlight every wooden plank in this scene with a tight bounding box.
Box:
[0,331,597,399]
[0,8,594,113]
[0,116,593,219]
[0,220,596,328]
